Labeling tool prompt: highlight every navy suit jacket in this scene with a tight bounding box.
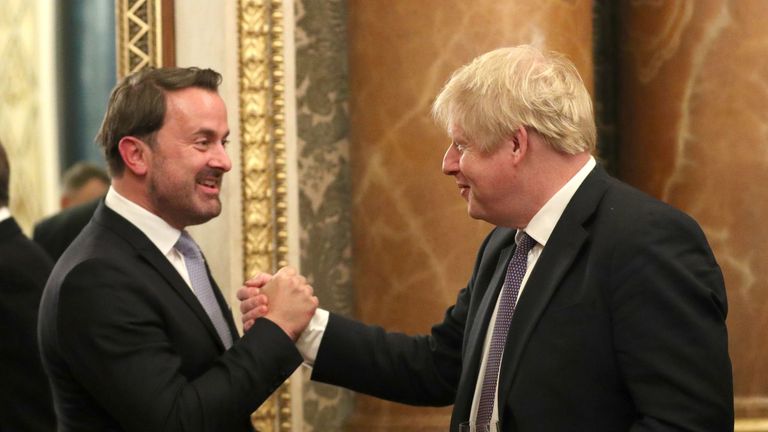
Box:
[0,217,55,431]
[39,203,302,431]
[312,166,733,431]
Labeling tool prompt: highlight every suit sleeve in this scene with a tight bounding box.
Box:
[610,209,733,431]
[311,300,465,406]
[57,258,303,431]
[309,231,502,407]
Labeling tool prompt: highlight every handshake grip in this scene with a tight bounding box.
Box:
[238,266,318,341]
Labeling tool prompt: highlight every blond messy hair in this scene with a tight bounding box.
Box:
[432,45,596,154]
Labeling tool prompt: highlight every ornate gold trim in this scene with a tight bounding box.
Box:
[115,0,165,79]
[239,1,290,431]
[736,419,768,431]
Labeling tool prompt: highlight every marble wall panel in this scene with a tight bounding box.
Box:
[347,1,593,430]
[618,0,768,422]
[0,1,52,233]
[293,0,356,431]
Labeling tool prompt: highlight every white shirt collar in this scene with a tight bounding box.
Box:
[0,207,10,223]
[523,156,596,247]
[104,186,182,255]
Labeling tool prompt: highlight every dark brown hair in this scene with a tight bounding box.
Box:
[95,67,222,176]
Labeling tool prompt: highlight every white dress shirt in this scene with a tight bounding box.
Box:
[104,187,194,291]
[0,206,10,223]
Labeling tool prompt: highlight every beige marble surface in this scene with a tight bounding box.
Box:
[618,0,768,420]
[347,0,594,429]
[0,0,59,233]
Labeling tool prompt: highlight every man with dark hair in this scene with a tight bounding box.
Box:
[0,140,56,431]
[33,161,110,261]
[38,67,318,431]
[59,161,110,209]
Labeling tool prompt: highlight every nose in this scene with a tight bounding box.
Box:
[442,144,459,176]
[210,142,232,172]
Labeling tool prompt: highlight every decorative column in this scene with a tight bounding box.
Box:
[618,1,768,429]
[346,1,594,430]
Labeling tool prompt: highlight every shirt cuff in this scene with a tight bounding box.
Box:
[295,307,329,366]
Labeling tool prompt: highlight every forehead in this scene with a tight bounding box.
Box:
[162,87,228,130]
[448,123,468,141]
[165,86,224,110]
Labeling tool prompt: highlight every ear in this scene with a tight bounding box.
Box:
[118,136,150,176]
[509,125,529,162]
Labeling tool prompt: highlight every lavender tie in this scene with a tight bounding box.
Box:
[476,231,536,427]
[175,231,233,349]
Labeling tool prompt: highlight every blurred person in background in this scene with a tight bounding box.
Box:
[0,139,56,431]
[33,162,110,261]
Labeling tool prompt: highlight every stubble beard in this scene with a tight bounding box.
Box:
[148,170,222,228]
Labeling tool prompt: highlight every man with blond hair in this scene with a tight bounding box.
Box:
[240,45,733,431]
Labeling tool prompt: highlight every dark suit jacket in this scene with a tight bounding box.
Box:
[39,203,302,431]
[33,197,100,261]
[312,166,733,431]
[0,217,56,431]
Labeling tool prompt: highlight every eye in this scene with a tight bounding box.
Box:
[453,141,468,153]
[221,139,230,147]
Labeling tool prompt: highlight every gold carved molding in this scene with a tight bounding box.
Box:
[736,419,768,431]
[239,1,291,431]
[115,0,175,79]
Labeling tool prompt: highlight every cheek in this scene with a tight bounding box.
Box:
[457,154,471,173]
[458,155,482,179]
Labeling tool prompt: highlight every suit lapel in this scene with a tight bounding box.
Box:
[205,259,240,342]
[496,167,611,408]
[452,228,517,425]
[463,236,515,373]
[93,203,230,351]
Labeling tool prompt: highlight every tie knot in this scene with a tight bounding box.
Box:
[175,231,201,259]
[516,231,536,255]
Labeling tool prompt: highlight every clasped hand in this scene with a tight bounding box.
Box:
[236,266,318,341]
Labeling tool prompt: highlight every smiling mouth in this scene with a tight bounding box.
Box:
[198,178,221,193]
[196,169,225,194]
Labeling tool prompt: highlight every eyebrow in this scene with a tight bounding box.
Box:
[191,128,230,139]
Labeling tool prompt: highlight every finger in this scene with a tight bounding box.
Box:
[245,273,272,287]
[243,308,264,323]
[239,296,261,314]
[236,286,258,301]
[243,319,255,331]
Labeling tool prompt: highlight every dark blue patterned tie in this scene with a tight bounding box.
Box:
[476,232,536,427]
[175,231,233,349]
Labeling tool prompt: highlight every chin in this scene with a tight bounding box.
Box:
[186,207,222,226]
[467,207,484,221]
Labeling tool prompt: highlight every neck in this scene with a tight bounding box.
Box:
[111,177,161,222]
[516,151,591,227]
